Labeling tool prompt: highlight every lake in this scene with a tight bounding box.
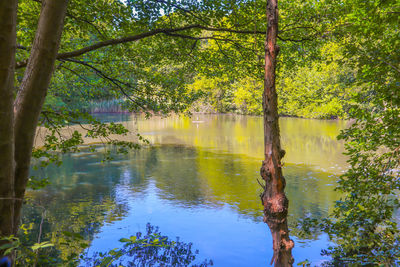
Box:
[25,114,349,266]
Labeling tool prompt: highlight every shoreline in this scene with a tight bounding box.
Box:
[90,111,347,121]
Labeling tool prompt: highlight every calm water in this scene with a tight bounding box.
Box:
[25,114,349,266]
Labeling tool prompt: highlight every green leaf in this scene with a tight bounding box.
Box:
[31,241,54,251]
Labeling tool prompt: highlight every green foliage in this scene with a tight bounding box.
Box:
[297,259,311,267]
[293,0,400,265]
[32,108,147,170]
[84,224,212,267]
[31,241,54,251]
[190,41,354,119]
[321,102,400,264]
[188,75,236,113]
[0,236,20,256]
[17,0,345,119]
[278,43,354,119]
[2,224,211,266]
[27,176,50,190]
[232,77,263,115]
[0,234,59,266]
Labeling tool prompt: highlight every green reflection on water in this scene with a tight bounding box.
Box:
[137,114,348,174]
[24,114,348,265]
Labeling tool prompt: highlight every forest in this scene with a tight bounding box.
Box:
[0,0,399,266]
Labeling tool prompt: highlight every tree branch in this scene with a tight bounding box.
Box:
[60,58,149,110]
[277,35,314,42]
[16,24,266,69]
[66,11,107,39]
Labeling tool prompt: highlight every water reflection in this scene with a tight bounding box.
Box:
[24,114,347,265]
[136,114,348,174]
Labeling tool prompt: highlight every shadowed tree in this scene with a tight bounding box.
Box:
[1,1,70,252]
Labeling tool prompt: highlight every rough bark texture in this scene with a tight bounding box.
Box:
[0,0,18,239]
[13,0,69,230]
[261,0,294,265]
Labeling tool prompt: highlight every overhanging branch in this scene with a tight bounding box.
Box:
[60,58,148,110]
[16,24,266,69]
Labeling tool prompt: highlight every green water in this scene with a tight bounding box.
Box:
[25,114,349,266]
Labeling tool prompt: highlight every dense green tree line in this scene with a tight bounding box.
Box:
[188,41,355,119]
[316,0,400,264]
[46,37,354,120]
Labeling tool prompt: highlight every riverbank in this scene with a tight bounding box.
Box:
[90,110,346,121]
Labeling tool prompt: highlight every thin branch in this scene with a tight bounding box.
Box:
[60,65,91,85]
[279,25,316,33]
[215,39,234,62]
[164,32,246,43]
[41,110,92,131]
[17,44,29,51]
[277,35,314,42]
[164,32,259,54]
[60,58,148,110]
[368,55,400,74]
[58,65,94,100]
[257,178,265,189]
[189,40,198,56]
[66,11,107,39]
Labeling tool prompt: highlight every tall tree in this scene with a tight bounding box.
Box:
[13,0,70,231]
[0,0,18,240]
[0,0,69,259]
[260,0,294,265]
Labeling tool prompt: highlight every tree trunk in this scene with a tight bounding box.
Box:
[13,0,69,231]
[0,0,69,259]
[261,0,294,266]
[0,0,18,240]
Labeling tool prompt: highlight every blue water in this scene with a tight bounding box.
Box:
[26,114,346,266]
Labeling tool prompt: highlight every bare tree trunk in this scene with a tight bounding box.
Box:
[0,0,18,240]
[261,0,294,265]
[13,0,69,231]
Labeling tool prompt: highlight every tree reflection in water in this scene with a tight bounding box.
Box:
[83,223,213,267]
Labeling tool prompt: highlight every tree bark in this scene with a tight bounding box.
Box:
[261,0,294,265]
[13,0,69,230]
[0,0,18,240]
